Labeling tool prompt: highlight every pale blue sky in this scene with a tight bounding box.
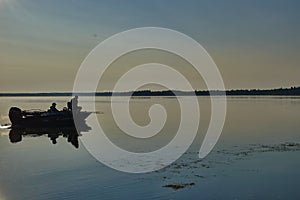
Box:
[0,0,300,92]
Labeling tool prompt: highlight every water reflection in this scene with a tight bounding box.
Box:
[9,125,91,148]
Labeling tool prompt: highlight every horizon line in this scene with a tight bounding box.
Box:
[0,86,299,97]
[0,85,299,94]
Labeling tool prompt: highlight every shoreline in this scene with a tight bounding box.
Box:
[0,86,300,97]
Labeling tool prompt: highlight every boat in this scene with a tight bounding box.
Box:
[9,107,92,128]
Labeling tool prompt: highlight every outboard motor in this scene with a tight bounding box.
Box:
[9,107,22,126]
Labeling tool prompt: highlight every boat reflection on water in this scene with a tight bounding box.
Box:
[9,124,91,148]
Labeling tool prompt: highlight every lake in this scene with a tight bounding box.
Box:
[0,96,300,200]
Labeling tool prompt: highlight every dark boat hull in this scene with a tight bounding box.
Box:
[9,107,91,128]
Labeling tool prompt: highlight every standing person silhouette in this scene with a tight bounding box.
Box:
[68,96,82,111]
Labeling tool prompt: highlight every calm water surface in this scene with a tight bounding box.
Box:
[0,96,300,200]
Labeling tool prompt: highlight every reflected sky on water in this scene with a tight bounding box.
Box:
[0,96,300,199]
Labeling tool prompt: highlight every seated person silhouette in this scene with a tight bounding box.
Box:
[49,103,59,112]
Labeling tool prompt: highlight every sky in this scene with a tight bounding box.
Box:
[0,0,300,92]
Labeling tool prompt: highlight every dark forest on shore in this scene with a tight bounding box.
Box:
[0,86,300,97]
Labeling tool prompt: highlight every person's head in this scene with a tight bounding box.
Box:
[75,96,78,99]
[52,103,56,107]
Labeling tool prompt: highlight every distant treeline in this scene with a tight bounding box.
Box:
[1,86,300,97]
